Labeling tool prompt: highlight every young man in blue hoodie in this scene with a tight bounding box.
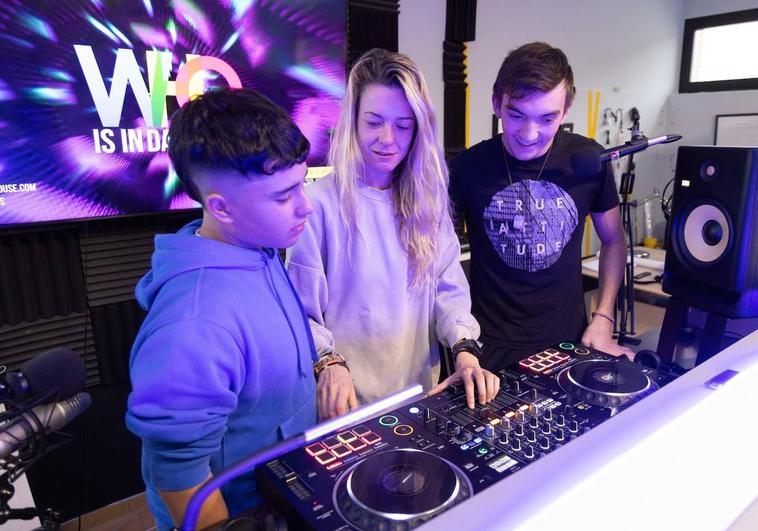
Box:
[126,88,317,529]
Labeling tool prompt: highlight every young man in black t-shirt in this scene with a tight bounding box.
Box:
[450,42,631,371]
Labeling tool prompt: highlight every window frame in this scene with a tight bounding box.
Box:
[679,8,758,93]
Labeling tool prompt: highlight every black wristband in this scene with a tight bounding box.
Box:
[451,338,483,360]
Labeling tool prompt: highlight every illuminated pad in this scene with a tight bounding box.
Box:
[519,350,571,374]
[352,425,371,436]
[346,438,367,451]
[305,443,326,457]
[315,452,336,465]
[330,444,352,458]
[322,436,341,449]
[361,431,382,445]
[336,431,357,443]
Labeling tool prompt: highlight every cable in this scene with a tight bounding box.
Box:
[660,177,675,220]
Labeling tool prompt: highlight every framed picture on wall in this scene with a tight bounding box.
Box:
[714,113,758,147]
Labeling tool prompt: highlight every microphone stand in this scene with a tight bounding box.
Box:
[615,109,643,347]
[0,472,61,530]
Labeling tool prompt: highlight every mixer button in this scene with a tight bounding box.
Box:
[322,436,341,449]
[305,443,326,457]
[361,432,382,445]
[352,425,371,436]
[347,439,367,451]
[337,431,357,443]
[315,452,336,465]
[393,424,414,436]
[331,444,352,458]
[378,415,399,427]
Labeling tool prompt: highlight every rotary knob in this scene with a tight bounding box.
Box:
[539,437,551,451]
[528,416,539,429]
[541,423,552,435]
[555,414,566,427]
[528,403,542,417]
[499,431,509,445]
[523,444,535,459]
[514,411,526,423]
[554,428,565,441]
[568,420,579,433]
[484,424,496,438]
[510,438,522,452]
[543,408,553,421]
[526,429,537,443]
[499,418,511,432]
[511,379,521,394]
[513,423,525,437]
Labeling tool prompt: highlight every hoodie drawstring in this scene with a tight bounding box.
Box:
[264,253,308,378]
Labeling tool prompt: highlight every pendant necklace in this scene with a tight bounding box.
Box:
[503,143,553,230]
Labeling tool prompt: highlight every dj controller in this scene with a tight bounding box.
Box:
[256,342,677,530]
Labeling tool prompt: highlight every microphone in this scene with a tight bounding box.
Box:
[571,134,683,176]
[0,392,92,459]
[0,348,86,404]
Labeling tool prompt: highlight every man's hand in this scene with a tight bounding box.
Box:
[429,351,500,409]
[582,315,634,359]
[317,364,358,420]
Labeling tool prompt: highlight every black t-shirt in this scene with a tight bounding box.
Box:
[450,130,619,358]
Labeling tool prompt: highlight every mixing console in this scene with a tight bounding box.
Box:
[257,342,675,530]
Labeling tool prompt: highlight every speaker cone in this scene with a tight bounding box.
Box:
[679,203,731,264]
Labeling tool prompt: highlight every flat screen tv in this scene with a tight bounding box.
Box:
[0,0,345,226]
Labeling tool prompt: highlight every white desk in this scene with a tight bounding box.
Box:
[582,247,667,300]
[423,329,758,531]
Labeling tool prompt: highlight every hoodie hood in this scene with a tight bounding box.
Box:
[136,219,272,310]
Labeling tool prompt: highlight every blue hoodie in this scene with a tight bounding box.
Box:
[126,220,317,529]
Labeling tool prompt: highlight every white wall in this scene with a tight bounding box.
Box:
[666,0,758,145]
[398,0,446,139]
[684,0,758,18]
[401,0,683,246]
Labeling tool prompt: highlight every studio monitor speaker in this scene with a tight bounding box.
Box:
[662,146,758,317]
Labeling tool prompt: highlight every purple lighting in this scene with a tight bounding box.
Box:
[0,0,345,226]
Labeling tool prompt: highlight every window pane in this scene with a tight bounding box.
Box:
[690,21,758,82]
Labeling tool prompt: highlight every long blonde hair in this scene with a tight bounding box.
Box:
[329,48,449,289]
